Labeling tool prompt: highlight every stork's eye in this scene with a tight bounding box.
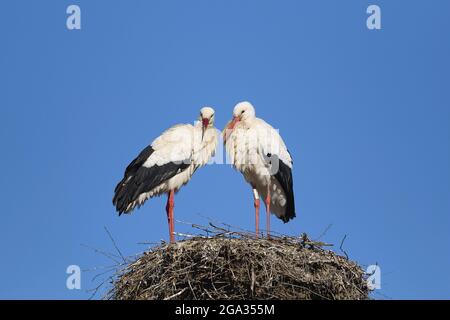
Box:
[241,110,245,114]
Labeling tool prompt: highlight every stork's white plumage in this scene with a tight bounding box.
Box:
[113,107,218,242]
[223,101,296,237]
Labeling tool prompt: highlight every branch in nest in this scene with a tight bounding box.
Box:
[300,233,333,249]
[339,235,349,260]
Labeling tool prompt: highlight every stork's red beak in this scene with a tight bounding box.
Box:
[224,116,240,142]
[202,118,209,140]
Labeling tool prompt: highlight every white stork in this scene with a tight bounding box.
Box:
[113,107,218,243]
[223,101,296,237]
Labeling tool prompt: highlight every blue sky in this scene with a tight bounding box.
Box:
[0,0,449,299]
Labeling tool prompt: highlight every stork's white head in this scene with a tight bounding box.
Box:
[223,101,256,143]
[232,101,256,121]
[199,107,215,140]
[199,107,215,128]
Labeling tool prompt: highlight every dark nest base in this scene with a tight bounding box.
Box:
[109,228,370,300]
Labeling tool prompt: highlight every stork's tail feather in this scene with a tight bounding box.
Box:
[113,180,128,216]
[113,177,137,215]
[275,160,296,223]
[112,169,156,215]
[113,145,156,215]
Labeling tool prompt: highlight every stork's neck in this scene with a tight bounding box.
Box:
[198,124,216,143]
[241,116,257,127]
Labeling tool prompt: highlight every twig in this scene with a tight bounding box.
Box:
[188,280,197,300]
[300,233,333,248]
[174,232,208,239]
[339,235,349,260]
[315,223,333,241]
[164,288,187,300]
[80,244,122,264]
[104,226,127,263]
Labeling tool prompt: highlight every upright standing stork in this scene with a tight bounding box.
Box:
[113,107,218,243]
[223,101,296,237]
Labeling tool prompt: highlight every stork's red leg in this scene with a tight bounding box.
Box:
[265,184,271,239]
[253,188,260,238]
[255,199,260,238]
[165,193,171,241]
[170,190,175,243]
[166,190,175,243]
[255,199,259,238]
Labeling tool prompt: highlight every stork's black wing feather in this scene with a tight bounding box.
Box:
[114,145,154,193]
[113,146,190,215]
[274,159,296,223]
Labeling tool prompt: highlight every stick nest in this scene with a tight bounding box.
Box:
[108,225,369,300]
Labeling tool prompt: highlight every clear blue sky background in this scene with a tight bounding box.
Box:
[0,0,449,300]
